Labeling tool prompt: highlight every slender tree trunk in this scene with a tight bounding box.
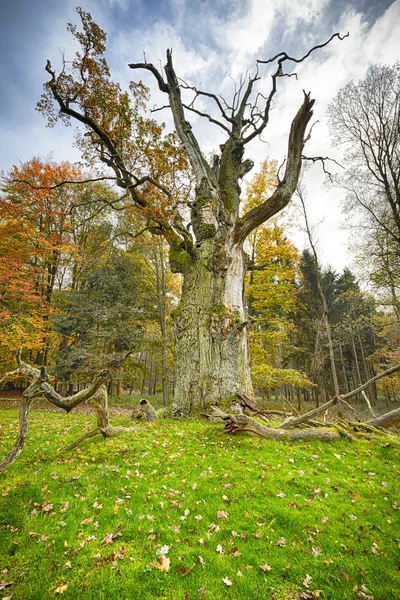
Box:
[154,237,169,406]
[296,387,301,411]
[352,336,362,392]
[339,344,350,393]
[315,385,320,408]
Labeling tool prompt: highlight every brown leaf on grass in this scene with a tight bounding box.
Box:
[102,530,122,545]
[217,510,229,520]
[150,555,170,572]
[260,564,271,572]
[0,580,12,591]
[60,502,69,513]
[357,594,374,600]
[277,537,287,547]
[54,583,68,594]
[80,517,93,525]
[320,516,329,524]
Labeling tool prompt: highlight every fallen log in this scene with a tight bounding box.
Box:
[204,406,399,443]
[206,407,341,441]
[0,354,137,473]
[206,365,400,442]
[63,385,139,452]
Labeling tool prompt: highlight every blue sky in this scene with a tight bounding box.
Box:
[1,0,399,269]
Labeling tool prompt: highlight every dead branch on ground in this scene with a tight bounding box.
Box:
[205,364,400,443]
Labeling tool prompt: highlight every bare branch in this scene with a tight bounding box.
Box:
[243,33,348,145]
[182,103,231,134]
[13,176,118,191]
[257,32,349,66]
[341,363,400,400]
[179,81,234,124]
[301,155,344,179]
[150,104,171,114]
[236,92,315,242]
[128,61,169,93]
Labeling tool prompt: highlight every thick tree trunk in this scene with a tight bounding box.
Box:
[171,236,252,415]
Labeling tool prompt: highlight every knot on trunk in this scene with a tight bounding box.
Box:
[210,305,243,340]
[192,177,218,241]
[238,159,254,179]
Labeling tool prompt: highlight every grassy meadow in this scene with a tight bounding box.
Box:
[0,407,399,599]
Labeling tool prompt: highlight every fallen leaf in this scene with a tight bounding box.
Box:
[222,577,232,586]
[277,537,287,547]
[157,545,170,556]
[0,581,12,591]
[260,564,272,572]
[320,516,329,524]
[217,510,229,520]
[54,583,68,594]
[158,555,170,572]
[303,573,312,588]
[216,544,223,554]
[102,530,122,545]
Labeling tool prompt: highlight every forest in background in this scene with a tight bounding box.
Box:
[1,153,399,409]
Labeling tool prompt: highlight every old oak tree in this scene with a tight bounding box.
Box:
[33,9,350,414]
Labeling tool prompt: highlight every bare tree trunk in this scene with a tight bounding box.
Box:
[339,344,350,394]
[171,242,253,415]
[352,336,363,391]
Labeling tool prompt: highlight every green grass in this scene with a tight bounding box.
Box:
[0,409,399,599]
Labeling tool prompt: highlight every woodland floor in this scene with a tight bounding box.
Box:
[0,403,399,600]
